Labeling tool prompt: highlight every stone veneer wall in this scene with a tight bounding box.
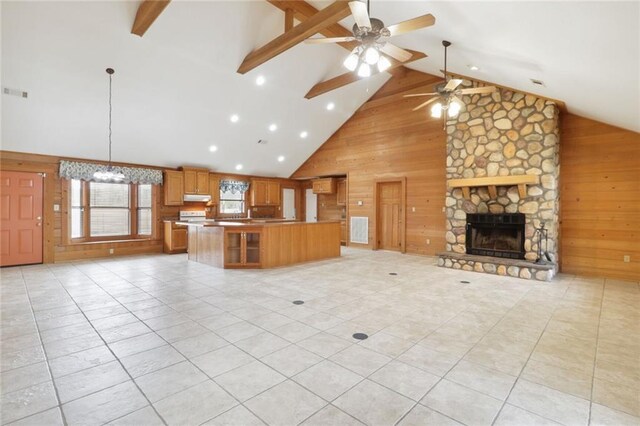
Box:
[442,81,560,280]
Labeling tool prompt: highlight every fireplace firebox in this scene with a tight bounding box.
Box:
[466,213,525,259]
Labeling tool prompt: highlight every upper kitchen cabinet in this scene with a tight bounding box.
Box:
[164,170,184,206]
[251,180,280,206]
[312,178,336,194]
[182,167,210,194]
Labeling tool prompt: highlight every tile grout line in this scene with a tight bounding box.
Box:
[16,266,69,426]
[587,277,606,425]
[45,262,171,426]
[489,279,577,426]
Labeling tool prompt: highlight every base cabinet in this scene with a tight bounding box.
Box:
[225,229,262,267]
[163,222,188,253]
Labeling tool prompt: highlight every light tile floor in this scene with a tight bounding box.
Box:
[1,248,639,426]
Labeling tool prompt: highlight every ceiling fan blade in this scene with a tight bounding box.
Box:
[444,79,463,91]
[403,93,438,98]
[349,1,372,29]
[458,86,498,95]
[451,95,464,105]
[305,36,356,44]
[386,13,436,37]
[412,96,440,112]
[379,43,413,62]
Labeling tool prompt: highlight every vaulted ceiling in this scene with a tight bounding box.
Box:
[2,1,638,178]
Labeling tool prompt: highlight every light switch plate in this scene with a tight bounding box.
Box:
[53,204,60,212]
[357,201,363,206]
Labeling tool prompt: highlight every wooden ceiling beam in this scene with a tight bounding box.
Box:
[267,0,359,51]
[131,0,171,37]
[304,50,427,99]
[237,0,351,74]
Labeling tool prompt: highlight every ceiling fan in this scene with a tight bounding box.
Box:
[405,40,497,119]
[305,0,435,77]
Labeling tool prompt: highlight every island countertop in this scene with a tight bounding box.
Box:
[183,220,341,268]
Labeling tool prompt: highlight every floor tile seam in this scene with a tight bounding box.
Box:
[13,267,69,426]
[390,285,534,425]
[46,266,170,426]
[490,284,574,426]
[587,278,606,425]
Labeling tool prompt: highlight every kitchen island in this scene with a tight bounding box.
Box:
[179,220,341,268]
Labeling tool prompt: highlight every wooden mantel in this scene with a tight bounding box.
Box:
[448,175,540,199]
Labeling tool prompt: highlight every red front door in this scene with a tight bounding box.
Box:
[0,171,44,267]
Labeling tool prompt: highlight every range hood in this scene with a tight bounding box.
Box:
[184,194,212,202]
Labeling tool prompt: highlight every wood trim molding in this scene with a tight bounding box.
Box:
[373,177,407,254]
[237,0,351,74]
[131,0,171,37]
[305,50,427,99]
[448,175,540,200]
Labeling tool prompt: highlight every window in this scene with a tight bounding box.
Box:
[69,179,154,241]
[219,188,245,214]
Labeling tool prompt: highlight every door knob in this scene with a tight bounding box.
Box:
[36,223,42,227]
[36,216,42,220]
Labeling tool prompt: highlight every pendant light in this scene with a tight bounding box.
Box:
[93,68,125,182]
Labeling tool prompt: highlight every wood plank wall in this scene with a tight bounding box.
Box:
[560,114,640,281]
[0,150,301,263]
[292,69,447,255]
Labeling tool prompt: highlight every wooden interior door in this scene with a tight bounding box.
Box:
[0,171,44,266]
[377,182,402,251]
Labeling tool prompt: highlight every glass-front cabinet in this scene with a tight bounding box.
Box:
[224,229,262,267]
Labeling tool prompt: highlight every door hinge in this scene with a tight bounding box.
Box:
[38,173,47,177]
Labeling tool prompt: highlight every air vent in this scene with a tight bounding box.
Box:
[530,79,545,86]
[3,87,28,98]
[350,217,368,244]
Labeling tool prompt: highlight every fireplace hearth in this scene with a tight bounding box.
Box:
[466,213,525,259]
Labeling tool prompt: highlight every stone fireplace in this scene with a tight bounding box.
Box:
[437,81,560,281]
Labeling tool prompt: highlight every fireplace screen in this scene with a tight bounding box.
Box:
[466,213,525,259]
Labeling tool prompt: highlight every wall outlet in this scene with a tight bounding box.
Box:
[623,255,631,263]
[53,204,60,212]
[357,200,363,206]
[412,207,416,212]
[426,239,431,245]
[109,249,114,255]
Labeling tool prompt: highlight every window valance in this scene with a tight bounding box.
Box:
[59,160,163,185]
[219,179,249,194]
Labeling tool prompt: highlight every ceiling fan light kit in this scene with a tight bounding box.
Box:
[404,40,498,126]
[306,0,435,77]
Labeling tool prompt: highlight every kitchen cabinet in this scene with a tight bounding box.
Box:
[164,170,184,206]
[312,178,336,194]
[225,228,262,267]
[251,180,280,206]
[182,167,210,195]
[208,174,220,205]
[163,221,188,253]
[337,179,346,205]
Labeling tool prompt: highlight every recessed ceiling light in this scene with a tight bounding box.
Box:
[468,65,480,71]
[277,156,285,162]
[256,75,265,86]
[209,145,218,152]
[235,164,243,171]
[230,114,239,123]
[300,131,308,138]
[269,124,278,132]
[326,102,335,111]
